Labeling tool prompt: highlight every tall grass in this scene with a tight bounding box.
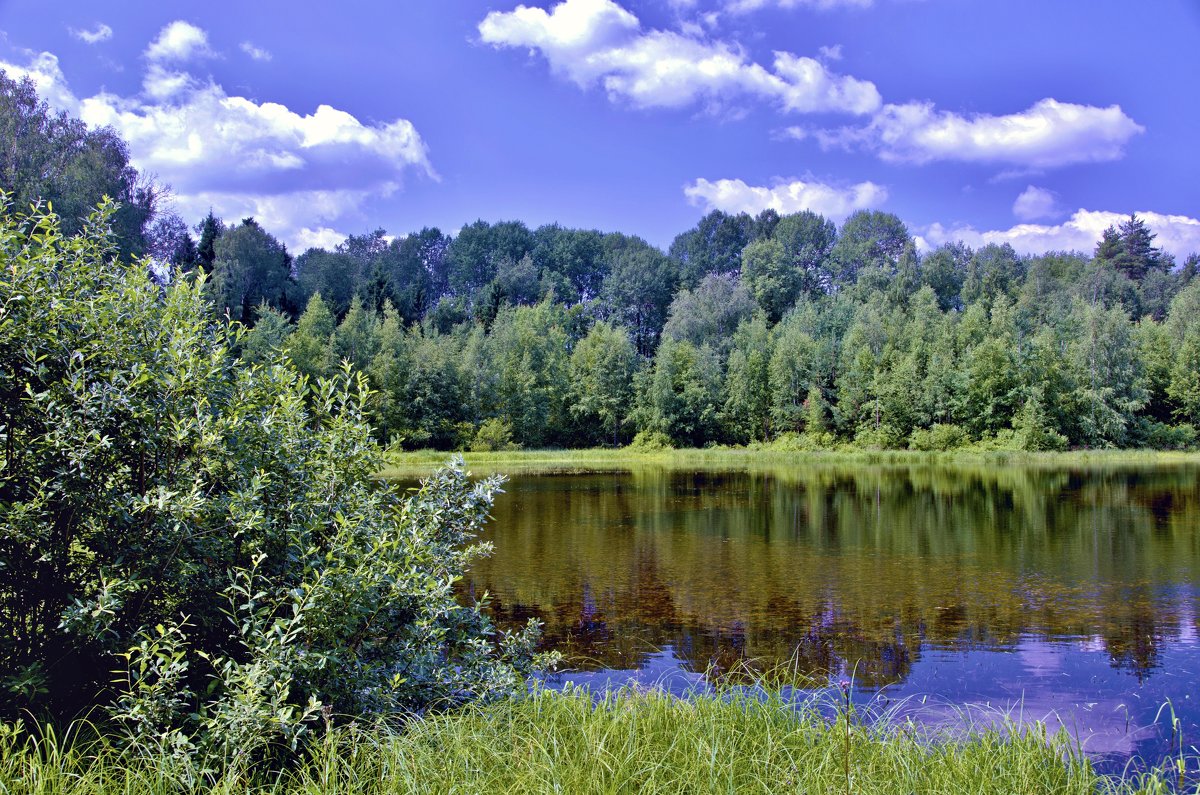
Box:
[380,445,1200,478]
[0,687,1184,794]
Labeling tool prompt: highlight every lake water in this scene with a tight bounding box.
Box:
[460,463,1200,775]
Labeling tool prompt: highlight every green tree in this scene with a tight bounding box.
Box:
[285,293,335,382]
[293,248,362,319]
[599,234,679,355]
[569,322,638,445]
[830,210,910,289]
[636,338,723,447]
[239,303,293,365]
[0,200,546,741]
[483,301,572,448]
[209,218,293,322]
[332,296,382,372]
[962,295,1022,438]
[662,274,758,359]
[0,71,159,261]
[742,211,836,321]
[769,312,820,434]
[194,210,223,273]
[722,316,774,443]
[668,210,753,287]
[1065,300,1148,447]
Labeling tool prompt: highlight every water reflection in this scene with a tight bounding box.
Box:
[463,463,1200,771]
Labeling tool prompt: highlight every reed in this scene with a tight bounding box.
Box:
[0,687,1185,794]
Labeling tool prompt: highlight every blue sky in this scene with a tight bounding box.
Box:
[1,0,1198,258]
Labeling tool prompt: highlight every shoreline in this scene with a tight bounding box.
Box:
[380,446,1200,478]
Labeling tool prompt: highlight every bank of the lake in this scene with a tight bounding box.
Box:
[0,688,1181,794]
[381,446,1200,478]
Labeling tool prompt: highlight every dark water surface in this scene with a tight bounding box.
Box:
[462,463,1200,773]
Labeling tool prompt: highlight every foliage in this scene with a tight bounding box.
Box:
[8,70,1200,455]
[209,218,293,323]
[909,424,970,451]
[0,687,1174,794]
[627,430,674,451]
[0,201,548,757]
[471,418,519,452]
[0,70,159,262]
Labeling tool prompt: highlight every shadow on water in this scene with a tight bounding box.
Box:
[427,461,1200,775]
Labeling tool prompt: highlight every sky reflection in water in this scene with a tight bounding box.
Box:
[460,464,1200,774]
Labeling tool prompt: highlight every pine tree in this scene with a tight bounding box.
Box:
[195,210,223,274]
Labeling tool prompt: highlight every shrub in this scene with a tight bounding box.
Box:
[769,432,835,451]
[0,199,551,764]
[1130,418,1198,451]
[627,430,674,451]
[470,418,520,452]
[853,422,903,450]
[909,424,970,451]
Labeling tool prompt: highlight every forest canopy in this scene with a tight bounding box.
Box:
[4,68,1199,455]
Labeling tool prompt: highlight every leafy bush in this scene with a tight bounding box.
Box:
[627,430,674,451]
[1129,418,1198,450]
[470,418,520,452]
[1010,388,1069,451]
[853,422,903,450]
[768,431,835,451]
[0,199,551,763]
[909,424,970,451]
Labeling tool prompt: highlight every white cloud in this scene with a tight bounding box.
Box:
[0,51,80,113]
[725,0,872,11]
[0,25,433,252]
[293,226,350,251]
[1012,185,1061,222]
[817,98,1144,168]
[919,210,1200,261]
[69,23,112,45]
[684,176,887,220]
[240,41,272,62]
[478,0,880,114]
[145,21,213,63]
[817,44,842,61]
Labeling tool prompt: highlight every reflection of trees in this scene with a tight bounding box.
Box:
[466,464,1200,684]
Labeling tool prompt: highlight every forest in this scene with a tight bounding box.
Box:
[5,67,1200,460]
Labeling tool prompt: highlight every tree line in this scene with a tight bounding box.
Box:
[5,69,1200,453]
[208,203,1197,453]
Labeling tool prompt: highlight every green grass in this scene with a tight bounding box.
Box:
[0,688,1186,794]
[380,445,1200,478]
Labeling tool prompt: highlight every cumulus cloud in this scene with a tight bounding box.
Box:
[725,0,872,11]
[684,176,887,220]
[1012,186,1062,222]
[0,23,433,250]
[919,210,1200,261]
[240,41,272,62]
[145,21,213,63]
[478,0,880,114]
[0,51,80,113]
[69,23,113,45]
[816,98,1144,168]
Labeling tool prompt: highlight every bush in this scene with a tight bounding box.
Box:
[470,418,520,452]
[627,430,674,451]
[1130,418,1198,451]
[909,424,970,451]
[768,431,836,451]
[853,422,903,450]
[0,200,551,764]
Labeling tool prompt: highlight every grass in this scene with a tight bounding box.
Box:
[0,687,1187,794]
[379,445,1200,478]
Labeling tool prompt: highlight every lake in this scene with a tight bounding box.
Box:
[459,462,1200,774]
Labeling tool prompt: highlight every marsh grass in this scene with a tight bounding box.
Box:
[0,687,1186,794]
[379,446,1200,478]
